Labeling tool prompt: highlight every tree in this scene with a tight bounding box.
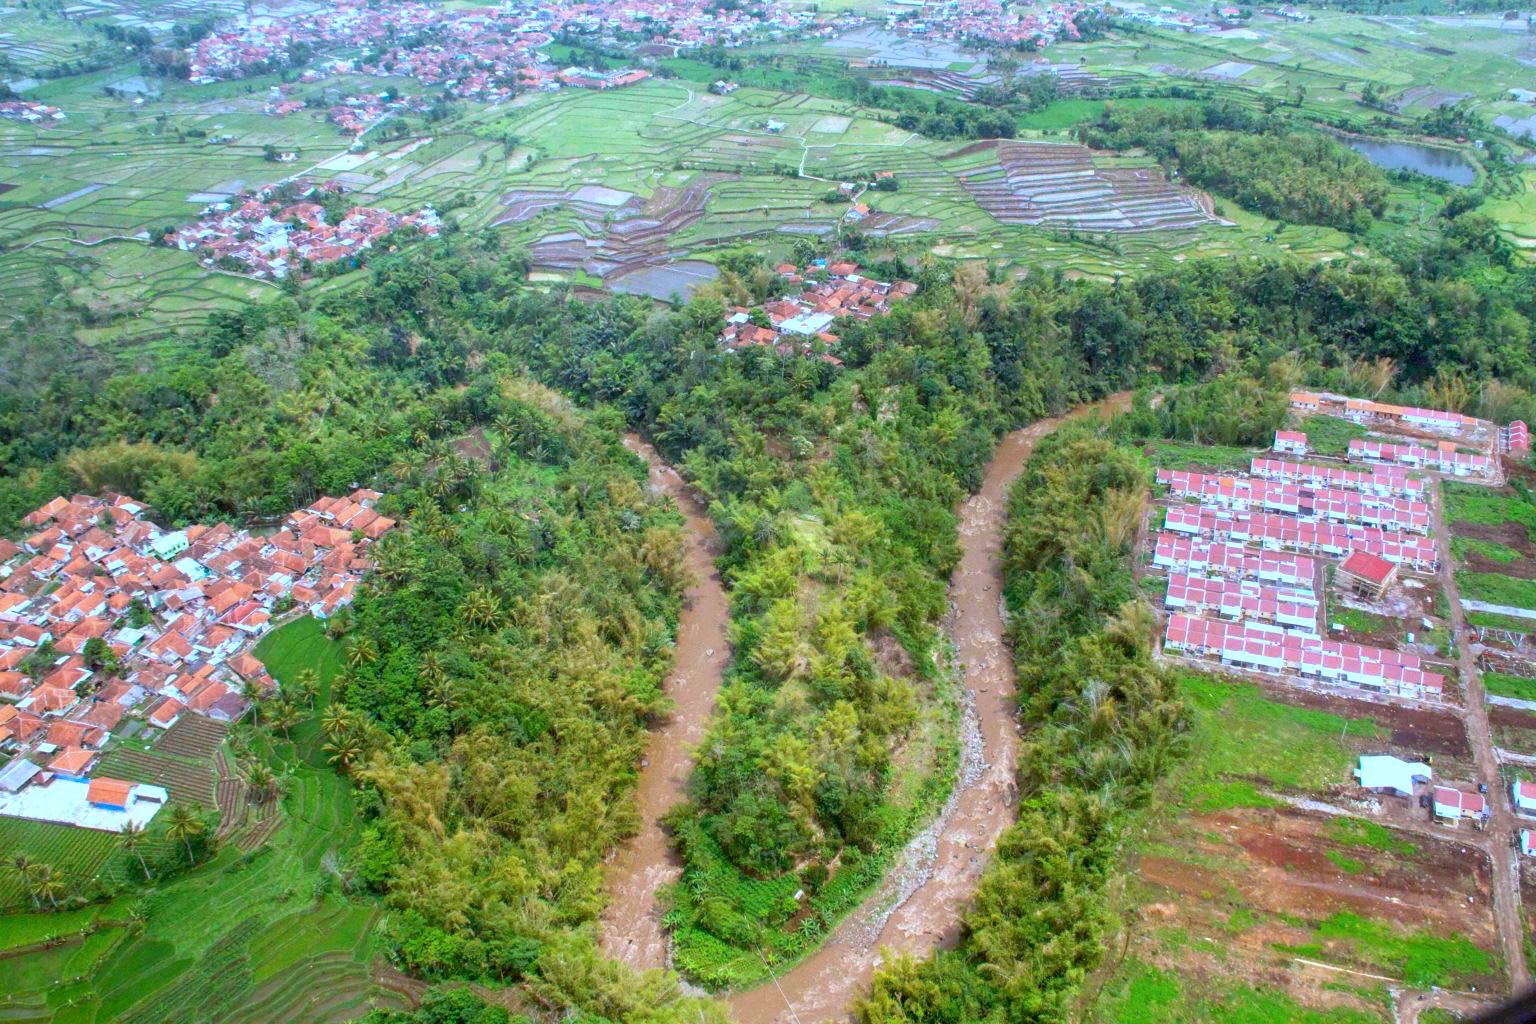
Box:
[246,763,276,804]
[120,820,152,880]
[26,862,65,910]
[326,737,363,773]
[166,803,208,864]
[322,704,354,740]
[295,668,320,707]
[347,635,379,669]
[82,635,118,674]
[11,853,39,910]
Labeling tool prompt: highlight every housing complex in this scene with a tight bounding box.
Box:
[1149,391,1514,705]
[0,490,394,833]
[0,100,66,123]
[719,260,917,361]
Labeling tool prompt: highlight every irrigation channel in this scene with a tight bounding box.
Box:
[601,397,1129,1022]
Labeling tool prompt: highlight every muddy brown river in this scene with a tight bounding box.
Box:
[605,398,1127,1021]
[600,434,732,969]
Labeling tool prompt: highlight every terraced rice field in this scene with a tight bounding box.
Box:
[0,819,121,910]
[951,140,1218,232]
[95,748,216,808]
[156,716,228,760]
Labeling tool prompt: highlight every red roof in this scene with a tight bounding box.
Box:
[1340,551,1396,585]
[87,777,134,806]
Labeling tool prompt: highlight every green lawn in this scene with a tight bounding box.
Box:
[1452,535,1523,565]
[1484,671,1536,702]
[1093,961,1385,1024]
[1455,571,1536,613]
[1300,415,1369,456]
[1174,674,1384,808]
[1443,484,1536,537]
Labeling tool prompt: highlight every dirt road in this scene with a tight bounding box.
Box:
[599,434,731,970]
[727,395,1129,1024]
[1433,481,1532,993]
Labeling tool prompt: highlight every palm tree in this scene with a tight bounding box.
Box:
[295,668,320,708]
[120,821,151,881]
[11,853,39,910]
[165,804,207,864]
[321,704,354,740]
[461,588,502,630]
[270,700,301,740]
[346,636,378,669]
[246,763,276,805]
[326,737,363,773]
[27,863,65,910]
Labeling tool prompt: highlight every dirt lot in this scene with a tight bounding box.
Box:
[1269,681,1474,764]
[1123,803,1502,1013]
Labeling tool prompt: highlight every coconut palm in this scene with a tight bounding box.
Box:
[295,668,320,707]
[27,863,65,910]
[11,853,39,910]
[165,804,207,864]
[326,737,363,773]
[321,704,354,740]
[120,820,151,881]
[345,635,378,669]
[246,763,276,805]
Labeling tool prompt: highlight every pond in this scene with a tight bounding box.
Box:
[1343,136,1477,186]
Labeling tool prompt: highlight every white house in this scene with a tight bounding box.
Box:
[1354,755,1431,796]
[1514,779,1536,816]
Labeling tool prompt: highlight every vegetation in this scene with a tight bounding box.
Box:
[1078,103,1390,231]
[859,427,1185,1023]
[1483,671,1536,702]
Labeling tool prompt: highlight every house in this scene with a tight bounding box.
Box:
[86,777,134,811]
[1354,755,1431,796]
[1337,551,1398,600]
[148,698,185,730]
[1432,785,1487,825]
[0,756,40,793]
[1273,431,1308,456]
[1514,779,1536,816]
[1523,830,1536,858]
[47,746,97,780]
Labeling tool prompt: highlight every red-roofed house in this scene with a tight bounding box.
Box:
[1337,550,1399,599]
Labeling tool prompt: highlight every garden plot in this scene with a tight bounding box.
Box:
[954,140,1219,232]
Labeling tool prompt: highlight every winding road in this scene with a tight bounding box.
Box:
[604,398,1127,1022]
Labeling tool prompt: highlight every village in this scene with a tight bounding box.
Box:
[718,258,918,362]
[0,490,393,834]
[166,180,440,280]
[180,0,816,96]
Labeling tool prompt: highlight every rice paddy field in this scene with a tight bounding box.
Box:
[0,5,1530,355]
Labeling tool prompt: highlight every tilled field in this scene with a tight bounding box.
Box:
[954,140,1218,232]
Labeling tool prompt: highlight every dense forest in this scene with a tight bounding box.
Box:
[1077,101,1392,230]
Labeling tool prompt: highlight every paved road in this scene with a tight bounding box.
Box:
[1433,478,1532,993]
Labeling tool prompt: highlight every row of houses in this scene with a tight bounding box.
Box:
[1162,505,1439,572]
[1348,438,1494,479]
[1164,570,1318,632]
[0,489,394,831]
[719,260,917,361]
[1250,456,1425,498]
[1166,613,1447,701]
[1291,391,1490,440]
[1158,468,1431,534]
[1153,534,1317,589]
[167,181,439,280]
